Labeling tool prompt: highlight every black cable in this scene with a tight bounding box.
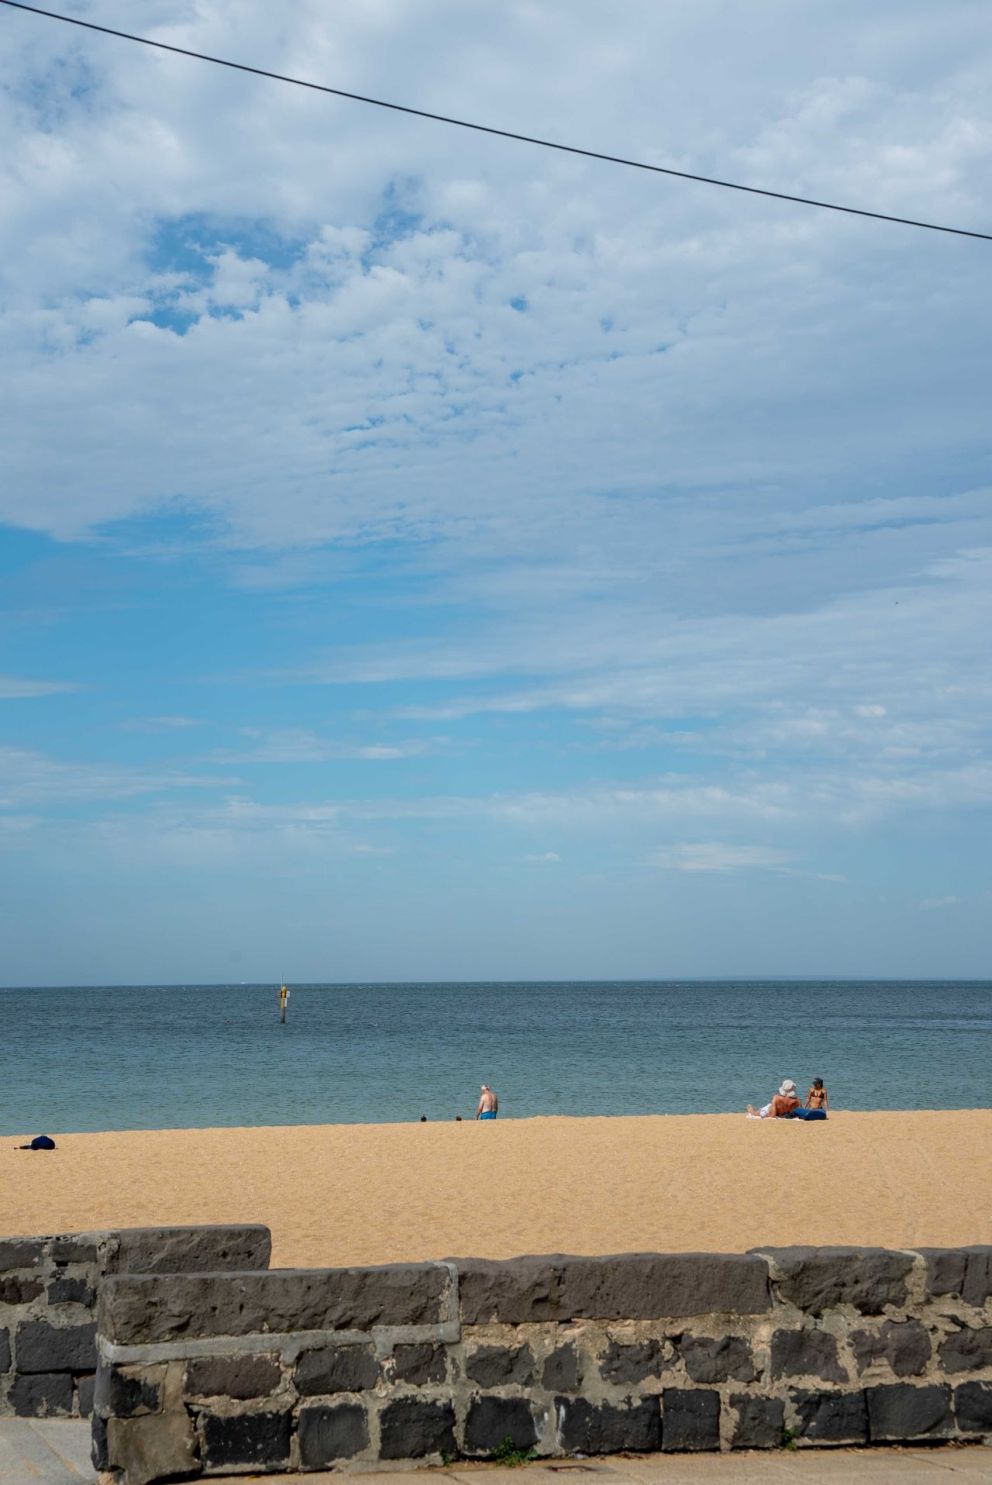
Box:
[3,0,990,243]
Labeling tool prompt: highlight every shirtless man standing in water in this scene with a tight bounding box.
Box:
[476,1084,499,1120]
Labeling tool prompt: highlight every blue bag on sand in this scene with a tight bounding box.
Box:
[19,1135,56,1150]
[789,1108,826,1122]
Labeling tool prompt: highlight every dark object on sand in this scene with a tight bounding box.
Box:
[789,1108,827,1121]
[19,1135,56,1150]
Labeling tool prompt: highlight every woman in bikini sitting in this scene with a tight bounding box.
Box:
[806,1077,829,1112]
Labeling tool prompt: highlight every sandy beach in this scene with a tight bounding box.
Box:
[2,1111,988,1267]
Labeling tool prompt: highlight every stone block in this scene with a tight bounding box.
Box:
[730,1394,784,1448]
[850,1319,931,1377]
[791,1389,868,1443]
[49,1235,99,1263]
[186,1351,282,1399]
[94,1363,164,1418]
[296,1344,379,1394]
[0,1328,10,1373]
[680,1335,756,1383]
[457,1252,769,1323]
[0,1238,44,1270]
[100,1262,447,1343]
[298,1402,369,1466]
[556,1396,660,1454]
[757,1246,912,1314]
[46,1276,95,1306]
[15,1319,97,1373]
[108,1411,199,1485]
[10,1371,74,1416]
[379,1397,457,1460]
[0,1276,44,1304]
[77,1373,95,1415]
[661,1388,721,1452]
[770,1328,848,1383]
[598,1338,664,1384]
[105,1222,272,1274]
[466,1344,535,1387]
[866,1383,953,1441]
[201,1408,292,1469]
[465,1395,538,1455]
[393,1342,446,1385]
[542,1343,582,1392]
[920,1246,992,1306]
[91,1413,109,1472]
[955,1381,992,1435]
[938,1326,992,1373]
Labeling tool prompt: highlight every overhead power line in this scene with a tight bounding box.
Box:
[3,0,990,243]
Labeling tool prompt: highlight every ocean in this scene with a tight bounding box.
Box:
[2,980,990,1134]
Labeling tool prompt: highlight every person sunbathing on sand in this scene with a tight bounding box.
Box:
[806,1077,829,1111]
[746,1080,800,1119]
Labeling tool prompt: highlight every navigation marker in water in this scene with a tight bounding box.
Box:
[279,983,290,1024]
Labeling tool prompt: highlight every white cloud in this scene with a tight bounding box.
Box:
[0,675,80,699]
[919,895,962,911]
[523,851,561,863]
[648,843,795,873]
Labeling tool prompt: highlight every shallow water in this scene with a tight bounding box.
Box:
[2,980,990,1133]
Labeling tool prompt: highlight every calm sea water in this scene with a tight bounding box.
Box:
[1,981,990,1134]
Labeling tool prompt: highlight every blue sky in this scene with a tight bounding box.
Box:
[1,0,990,983]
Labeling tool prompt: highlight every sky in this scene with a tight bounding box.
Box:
[1,0,990,984]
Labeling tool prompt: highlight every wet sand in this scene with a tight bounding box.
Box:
[2,1111,988,1267]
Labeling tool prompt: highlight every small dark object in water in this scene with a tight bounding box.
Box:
[419,1115,427,1122]
[19,1135,56,1150]
[455,1115,463,1121]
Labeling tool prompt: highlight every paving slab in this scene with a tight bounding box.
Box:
[3,1426,991,1485]
[0,1419,94,1483]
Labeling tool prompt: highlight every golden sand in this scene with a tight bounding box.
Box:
[2,1112,989,1268]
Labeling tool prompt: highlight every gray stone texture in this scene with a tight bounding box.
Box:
[9,1372,74,1417]
[759,1246,913,1314]
[105,1222,271,1275]
[770,1328,848,1383]
[0,1239,44,1270]
[379,1397,456,1459]
[730,1393,785,1448]
[49,1236,99,1263]
[680,1335,756,1384]
[457,1252,769,1324]
[599,1338,665,1385]
[107,1410,200,1485]
[94,1363,163,1418]
[851,1319,931,1377]
[955,1381,992,1435]
[201,1408,292,1469]
[792,1389,869,1443]
[46,1277,94,1306]
[465,1395,538,1454]
[556,1396,660,1454]
[920,1246,992,1306]
[938,1326,992,1373]
[542,1342,582,1392]
[393,1342,447,1385]
[76,1373,95,1415]
[466,1343,535,1387]
[298,1402,370,1466]
[0,1276,44,1304]
[14,1320,97,1373]
[99,1262,448,1343]
[661,1388,721,1452]
[296,1344,380,1395]
[866,1382,954,1441]
[186,1351,282,1399]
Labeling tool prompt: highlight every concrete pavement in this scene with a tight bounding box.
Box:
[1,1423,990,1485]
